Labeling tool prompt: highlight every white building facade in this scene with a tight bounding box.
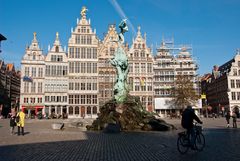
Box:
[67,7,99,118]
[128,27,154,111]
[44,33,68,118]
[154,41,199,117]
[20,33,45,117]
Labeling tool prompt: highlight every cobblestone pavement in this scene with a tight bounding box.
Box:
[0,117,240,161]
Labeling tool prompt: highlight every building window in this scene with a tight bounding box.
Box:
[45,96,49,102]
[135,85,140,91]
[87,63,91,73]
[81,63,86,73]
[141,63,146,73]
[24,98,28,103]
[142,96,146,107]
[51,96,55,102]
[81,48,86,59]
[57,96,61,102]
[69,95,74,104]
[75,82,80,90]
[92,95,97,104]
[87,106,91,114]
[69,62,74,73]
[75,62,80,73]
[25,67,30,76]
[38,97,42,103]
[38,82,42,93]
[92,48,97,59]
[51,55,57,62]
[24,82,29,93]
[69,106,73,115]
[38,68,43,77]
[87,48,91,58]
[87,36,92,44]
[81,95,86,104]
[75,35,80,44]
[129,63,133,73]
[232,92,236,100]
[75,95,80,104]
[75,48,80,58]
[75,106,79,114]
[87,95,91,104]
[52,65,56,76]
[31,82,36,93]
[32,67,36,77]
[233,69,237,76]
[93,106,97,114]
[81,35,86,44]
[148,96,153,105]
[69,82,74,90]
[237,92,240,100]
[135,63,139,73]
[147,63,152,73]
[81,83,85,90]
[92,63,97,73]
[81,27,86,33]
[110,47,115,56]
[140,51,145,58]
[231,80,235,88]
[87,83,91,90]
[69,47,74,58]
[236,80,240,88]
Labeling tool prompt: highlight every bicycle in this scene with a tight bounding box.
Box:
[177,122,205,154]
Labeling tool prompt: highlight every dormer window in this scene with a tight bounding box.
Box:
[138,44,141,49]
[55,46,59,52]
[33,52,36,60]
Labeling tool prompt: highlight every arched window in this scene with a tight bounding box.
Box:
[93,106,97,114]
[75,106,79,114]
[87,106,91,114]
[69,106,73,115]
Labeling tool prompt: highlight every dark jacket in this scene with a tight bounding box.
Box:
[10,116,16,127]
[225,112,231,120]
[181,107,201,129]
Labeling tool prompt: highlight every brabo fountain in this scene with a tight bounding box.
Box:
[87,19,173,132]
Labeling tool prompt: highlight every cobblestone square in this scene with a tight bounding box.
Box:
[0,117,240,161]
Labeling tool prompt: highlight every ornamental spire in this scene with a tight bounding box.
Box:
[81,6,88,19]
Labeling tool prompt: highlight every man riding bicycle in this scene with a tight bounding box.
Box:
[181,105,203,149]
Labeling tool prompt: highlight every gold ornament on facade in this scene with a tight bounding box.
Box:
[81,6,88,17]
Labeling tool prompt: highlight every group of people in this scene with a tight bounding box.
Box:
[9,109,25,136]
[225,111,238,128]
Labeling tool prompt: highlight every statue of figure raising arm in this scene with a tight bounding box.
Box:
[110,19,129,103]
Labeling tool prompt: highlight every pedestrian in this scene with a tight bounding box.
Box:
[181,105,203,150]
[16,109,25,136]
[225,111,231,128]
[232,112,237,128]
[9,114,16,135]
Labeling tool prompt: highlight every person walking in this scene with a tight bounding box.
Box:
[16,109,25,136]
[9,114,16,135]
[232,112,237,128]
[225,111,231,128]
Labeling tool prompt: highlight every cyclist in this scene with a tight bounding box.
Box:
[181,105,203,149]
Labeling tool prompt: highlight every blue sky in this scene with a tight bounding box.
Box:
[1,0,240,75]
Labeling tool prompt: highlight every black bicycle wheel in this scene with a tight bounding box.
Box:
[195,133,205,151]
[177,135,189,154]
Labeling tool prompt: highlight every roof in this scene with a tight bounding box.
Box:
[6,63,14,71]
